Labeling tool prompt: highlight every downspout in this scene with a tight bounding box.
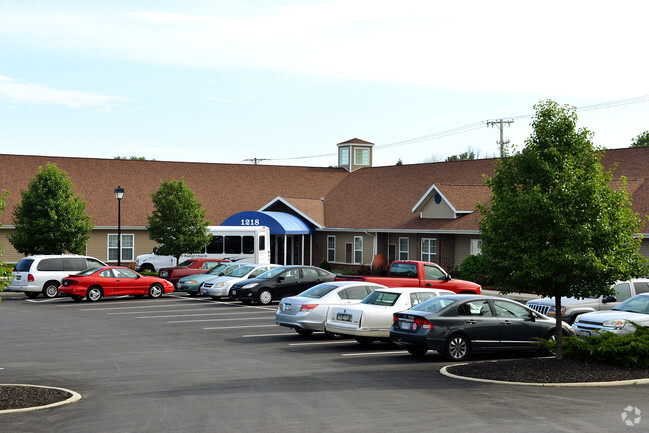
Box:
[365,231,377,267]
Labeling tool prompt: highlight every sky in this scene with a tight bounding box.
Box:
[1,0,648,168]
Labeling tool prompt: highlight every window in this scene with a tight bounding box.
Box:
[410,291,438,307]
[224,236,242,254]
[421,238,437,262]
[459,300,493,317]
[633,281,649,294]
[340,148,349,165]
[354,236,363,264]
[108,234,134,262]
[470,239,482,255]
[327,235,336,262]
[302,268,319,279]
[399,238,409,260]
[354,148,369,165]
[613,283,632,302]
[493,300,530,319]
[342,286,371,300]
[242,236,255,254]
[206,236,223,254]
[423,264,446,280]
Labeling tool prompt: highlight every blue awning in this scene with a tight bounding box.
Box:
[221,211,313,235]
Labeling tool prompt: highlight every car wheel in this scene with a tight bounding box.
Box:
[42,281,60,298]
[257,289,273,305]
[24,291,40,299]
[86,286,103,302]
[295,328,314,336]
[354,337,375,345]
[188,291,199,297]
[148,283,163,298]
[70,295,83,302]
[445,334,470,361]
[139,264,155,273]
[406,346,428,357]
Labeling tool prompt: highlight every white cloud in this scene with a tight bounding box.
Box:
[1,1,648,98]
[0,76,132,110]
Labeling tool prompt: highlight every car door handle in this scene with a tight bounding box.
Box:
[466,320,478,325]
[502,320,512,326]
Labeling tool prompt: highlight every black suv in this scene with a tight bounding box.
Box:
[229,265,335,305]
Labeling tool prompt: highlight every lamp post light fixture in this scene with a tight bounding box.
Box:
[114,186,124,266]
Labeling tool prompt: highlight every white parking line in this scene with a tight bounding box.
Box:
[166,316,272,324]
[341,351,408,357]
[288,340,353,346]
[79,303,237,312]
[108,308,235,315]
[203,324,278,330]
[242,333,292,338]
[135,311,271,319]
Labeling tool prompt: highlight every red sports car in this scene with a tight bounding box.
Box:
[60,266,175,302]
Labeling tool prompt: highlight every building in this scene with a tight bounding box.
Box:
[1,141,648,270]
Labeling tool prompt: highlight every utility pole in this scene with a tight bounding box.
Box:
[242,158,270,165]
[486,119,514,157]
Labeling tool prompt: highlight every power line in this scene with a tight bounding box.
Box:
[256,95,649,163]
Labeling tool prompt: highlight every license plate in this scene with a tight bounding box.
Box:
[283,304,292,311]
[16,275,21,280]
[579,330,591,336]
[200,288,207,295]
[399,321,413,330]
[336,313,351,321]
[231,290,237,296]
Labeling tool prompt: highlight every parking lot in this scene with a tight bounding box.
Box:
[2,292,649,432]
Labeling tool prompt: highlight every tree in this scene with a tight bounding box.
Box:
[478,100,648,359]
[147,179,211,261]
[0,190,9,292]
[9,163,93,255]
[446,151,476,162]
[631,130,649,148]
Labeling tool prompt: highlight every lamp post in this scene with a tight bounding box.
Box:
[114,186,124,266]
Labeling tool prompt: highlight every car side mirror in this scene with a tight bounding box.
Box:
[529,313,536,322]
[444,274,451,281]
[603,295,617,303]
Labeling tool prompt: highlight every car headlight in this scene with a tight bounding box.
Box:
[547,306,566,316]
[243,283,258,289]
[184,280,197,284]
[216,282,227,288]
[573,314,583,323]
[603,319,627,330]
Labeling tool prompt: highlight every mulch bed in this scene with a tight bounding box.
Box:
[0,386,72,411]
[447,357,649,383]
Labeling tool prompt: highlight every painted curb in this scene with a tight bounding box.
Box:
[440,362,649,387]
[0,384,82,414]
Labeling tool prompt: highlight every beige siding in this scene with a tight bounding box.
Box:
[640,239,649,258]
[420,198,454,219]
[454,234,475,266]
[321,232,374,265]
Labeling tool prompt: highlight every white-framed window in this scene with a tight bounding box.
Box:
[108,234,134,262]
[327,235,336,262]
[421,238,437,263]
[470,239,482,255]
[354,236,363,264]
[354,148,370,165]
[340,148,349,166]
[399,237,409,260]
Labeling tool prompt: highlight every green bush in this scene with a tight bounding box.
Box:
[538,323,649,368]
[139,269,159,277]
[458,254,493,286]
[356,264,373,275]
[319,260,331,271]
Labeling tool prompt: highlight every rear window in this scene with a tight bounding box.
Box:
[361,291,401,306]
[15,258,35,272]
[411,297,457,313]
[63,257,89,271]
[389,263,417,277]
[37,258,64,271]
[300,284,337,299]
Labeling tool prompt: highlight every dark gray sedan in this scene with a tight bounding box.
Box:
[390,295,574,361]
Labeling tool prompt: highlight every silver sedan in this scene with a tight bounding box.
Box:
[275,281,387,336]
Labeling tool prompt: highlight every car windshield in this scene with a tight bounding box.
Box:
[75,267,103,276]
[410,297,457,313]
[299,283,337,299]
[255,267,289,279]
[228,265,255,277]
[206,264,229,275]
[613,295,649,314]
[176,260,195,268]
[361,291,401,306]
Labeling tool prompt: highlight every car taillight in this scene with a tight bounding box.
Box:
[413,317,432,330]
[28,274,34,282]
[299,304,318,311]
[393,314,400,326]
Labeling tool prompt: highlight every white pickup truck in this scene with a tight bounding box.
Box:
[135,253,176,273]
[526,279,649,324]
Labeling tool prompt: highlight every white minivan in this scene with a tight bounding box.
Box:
[7,255,107,298]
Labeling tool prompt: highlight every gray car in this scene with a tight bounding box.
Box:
[275,281,387,336]
[526,279,649,324]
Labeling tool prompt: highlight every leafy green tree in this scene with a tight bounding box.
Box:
[9,164,93,255]
[478,100,648,359]
[446,151,476,162]
[147,179,211,261]
[0,190,9,292]
[631,130,649,148]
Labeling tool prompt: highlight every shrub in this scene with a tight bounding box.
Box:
[538,323,649,368]
[139,269,159,277]
[356,264,373,275]
[319,260,331,271]
[458,254,493,286]
[374,264,390,276]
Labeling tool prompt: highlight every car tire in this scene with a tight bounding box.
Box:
[86,286,103,302]
[354,337,375,345]
[42,281,60,298]
[406,346,428,357]
[295,328,314,336]
[139,264,155,273]
[148,283,163,299]
[188,291,199,297]
[210,296,222,301]
[24,292,40,299]
[257,289,273,305]
[70,295,83,302]
[445,334,470,361]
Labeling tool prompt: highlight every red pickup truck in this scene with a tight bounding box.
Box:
[158,258,228,287]
[335,260,481,294]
